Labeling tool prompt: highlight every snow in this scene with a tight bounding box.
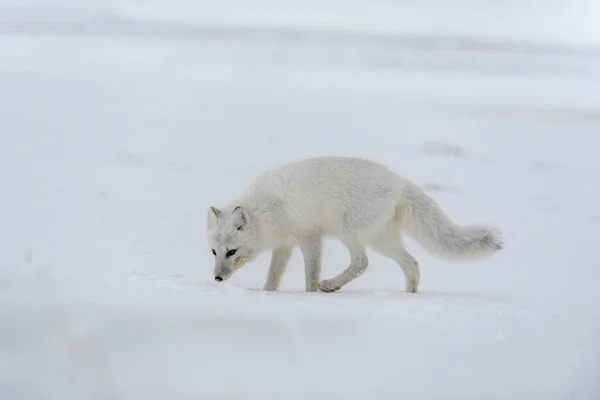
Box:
[1,1,600,399]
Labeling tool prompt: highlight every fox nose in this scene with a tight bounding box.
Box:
[214,276,223,282]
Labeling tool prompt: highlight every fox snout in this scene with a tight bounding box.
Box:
[213,264,232,283]
[214,272,231,282]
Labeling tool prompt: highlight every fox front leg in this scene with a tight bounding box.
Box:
[297,234,323,292]
[263,247,292,291]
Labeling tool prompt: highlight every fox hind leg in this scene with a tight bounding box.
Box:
[318,238,368,293]
[369,222,420,293]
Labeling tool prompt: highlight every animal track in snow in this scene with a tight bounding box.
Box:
[115,151,195,171]
[421,142,470,159]
[421,183,459,193]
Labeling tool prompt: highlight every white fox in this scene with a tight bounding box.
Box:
[206,156,503,293]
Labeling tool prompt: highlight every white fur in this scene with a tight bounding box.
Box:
[206,156,503,293]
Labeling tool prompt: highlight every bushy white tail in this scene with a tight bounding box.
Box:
[400,183,503,261]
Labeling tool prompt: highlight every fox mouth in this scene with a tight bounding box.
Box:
[214,274,230,282]
[214,270,232,282]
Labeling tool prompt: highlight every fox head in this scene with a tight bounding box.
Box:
[206,205,261,282]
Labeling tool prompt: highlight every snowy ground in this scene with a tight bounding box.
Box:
[1,1,600,399]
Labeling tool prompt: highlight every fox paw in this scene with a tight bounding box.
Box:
[318,279,341,293]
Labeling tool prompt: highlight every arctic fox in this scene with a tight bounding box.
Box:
[206,156,502,293]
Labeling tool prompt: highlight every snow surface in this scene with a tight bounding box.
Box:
[1,1,600,399]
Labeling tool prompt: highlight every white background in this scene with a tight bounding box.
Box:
[1,1,599,399]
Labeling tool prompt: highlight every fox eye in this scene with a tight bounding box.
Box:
[226,249,237,257]
[236,226,243,231]
[211,249,216,256]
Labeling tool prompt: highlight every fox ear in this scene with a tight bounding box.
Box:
[207,206,221,227]
[231,206,249,230]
